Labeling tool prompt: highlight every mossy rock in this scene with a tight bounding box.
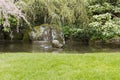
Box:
[29,24,65,48]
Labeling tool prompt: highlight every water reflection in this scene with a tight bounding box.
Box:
[0,40,120,53]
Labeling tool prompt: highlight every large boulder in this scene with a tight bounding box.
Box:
[29,24,65,48]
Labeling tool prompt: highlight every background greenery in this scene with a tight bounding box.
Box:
[0,0,120,42]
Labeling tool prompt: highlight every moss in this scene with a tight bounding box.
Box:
[33,26,40,31]
[23,28,31,41]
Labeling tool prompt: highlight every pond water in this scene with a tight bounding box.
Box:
[0,40,120,53]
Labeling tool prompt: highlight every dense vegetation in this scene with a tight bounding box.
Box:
[0,0,120,42]
[88,0,120,42]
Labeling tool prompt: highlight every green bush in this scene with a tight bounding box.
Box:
[88,15,120,41]
[62,26,88,41]
[88,0,120,42]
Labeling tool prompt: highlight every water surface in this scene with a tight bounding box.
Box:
[0,40,120,53]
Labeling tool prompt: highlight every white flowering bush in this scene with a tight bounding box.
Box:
[0,0,29,31]
[88,0,120,41]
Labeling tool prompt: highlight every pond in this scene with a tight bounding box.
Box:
[0,40,120,53]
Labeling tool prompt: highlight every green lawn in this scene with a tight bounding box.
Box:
[0,53,120,80]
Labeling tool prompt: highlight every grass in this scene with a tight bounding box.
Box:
[0,52,120,80]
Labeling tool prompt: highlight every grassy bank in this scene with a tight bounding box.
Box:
[0,53,120,80]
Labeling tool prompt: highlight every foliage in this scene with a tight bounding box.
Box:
[0,0,90,41]
[0,0,29,31]
[17,0,89,27]
[0,0,120,42]
[63,26,87,40]
[87,0,120,41]
[89,20,120,41]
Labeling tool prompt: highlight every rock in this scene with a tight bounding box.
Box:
[52,40,63,48]
[29,25,52,41]
[29,24,65,48]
